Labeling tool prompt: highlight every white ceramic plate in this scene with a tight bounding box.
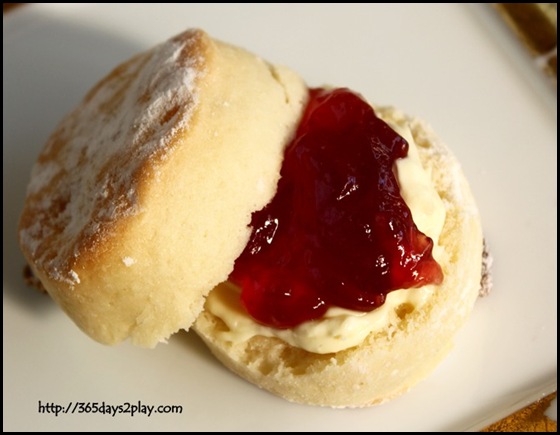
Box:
[3,4,556,431]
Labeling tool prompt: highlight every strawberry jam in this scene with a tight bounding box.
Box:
[230,88,443,329]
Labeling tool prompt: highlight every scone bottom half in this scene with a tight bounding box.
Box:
[194,96,485,407]
[19,29,487,407]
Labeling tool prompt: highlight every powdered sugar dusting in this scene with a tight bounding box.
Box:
[406,115,479,215]
[69,269,81,284]
[27,161,60,195]
[122,257,136,267]
[19,30,206,285]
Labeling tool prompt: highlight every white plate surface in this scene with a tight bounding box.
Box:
[3,4,556,431]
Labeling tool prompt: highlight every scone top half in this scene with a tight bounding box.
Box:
[18,29,308,347]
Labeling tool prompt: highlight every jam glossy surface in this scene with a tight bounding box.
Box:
[230,88,443,329]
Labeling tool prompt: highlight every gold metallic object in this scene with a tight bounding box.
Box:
[494,3,557,83]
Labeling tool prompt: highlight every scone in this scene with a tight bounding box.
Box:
[18,29,308,347]
[194,102,483,407]
[19,29,485,407]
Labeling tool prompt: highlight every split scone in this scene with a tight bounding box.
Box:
[19,29,485,407]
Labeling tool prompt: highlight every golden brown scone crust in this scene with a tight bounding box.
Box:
[194,108,483,407]
[18,29,307,347]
